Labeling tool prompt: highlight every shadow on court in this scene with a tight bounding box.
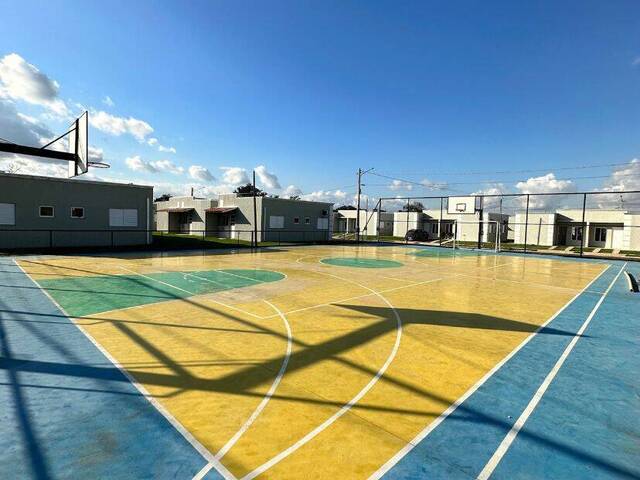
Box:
[6,259,637,479]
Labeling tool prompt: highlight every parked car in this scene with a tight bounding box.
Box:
[405,229,430,241]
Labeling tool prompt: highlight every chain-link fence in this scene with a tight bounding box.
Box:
[332,191,640,260]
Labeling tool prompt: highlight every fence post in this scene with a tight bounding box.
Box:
[580,193,587,257]
[439,197,443,247]
[377,199,381,243]
[405,197,410,244]
[523,194,530,254]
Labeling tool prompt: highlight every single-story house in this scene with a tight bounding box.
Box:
[0,172,153,249]
[154,194,334,242]
[333,208,394,237]
[512,209,640,250]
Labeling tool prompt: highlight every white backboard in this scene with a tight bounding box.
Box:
[448,196,476,214]
[68,111,89,177]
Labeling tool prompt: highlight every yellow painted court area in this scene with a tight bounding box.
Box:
[18,246,607,479]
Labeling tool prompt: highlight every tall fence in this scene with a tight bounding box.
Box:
[333,191,640,260]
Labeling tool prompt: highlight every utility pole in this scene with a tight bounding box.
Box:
[355,167,373,242]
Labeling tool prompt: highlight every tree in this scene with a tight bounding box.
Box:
[154,193,172,202]
[234,183,267,197]
[401,201,424,212]
[289,195,300,200]
[336,205,357,210]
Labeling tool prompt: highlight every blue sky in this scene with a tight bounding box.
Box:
[1,0,639,206]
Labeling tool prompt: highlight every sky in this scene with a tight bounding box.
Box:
[1,0,639,209]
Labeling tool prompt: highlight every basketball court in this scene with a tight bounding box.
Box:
[1,244,638,479]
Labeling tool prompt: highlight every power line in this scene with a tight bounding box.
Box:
[376,160,637,177]
[368,171,640,189]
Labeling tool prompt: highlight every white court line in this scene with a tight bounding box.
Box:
[476,262,626,480]
[368,262,612,480]
[194,301,293,479]
[13,260,236,480]
[118,266,266,320]
[239,269,404,480]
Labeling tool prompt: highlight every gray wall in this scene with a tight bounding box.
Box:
[260,197,332,242]
[0,173,152,249]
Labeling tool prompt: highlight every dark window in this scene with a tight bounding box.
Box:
[39,206,54,217]
[321,209,328,216]
[595,227,607,242]
[293,217,300,224]
[305,217,310,224]
[571,226,583,241]
[71,207,84,219]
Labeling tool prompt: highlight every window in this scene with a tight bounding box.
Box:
[71,207,84,219]
[317,218,329,229]
[229,213,236,226]
[595,227,607,242]
[0,203,15,225]
[571,226,583,241]
[39,206,54,217]
[321,209,328,216]
[269,215,284,228]
[431,223,438,233]
[293,217,300,224]
[109,208,138,227]
[305,217,310,224]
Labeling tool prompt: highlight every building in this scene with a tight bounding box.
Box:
[154,193,333,242]
[0,172,153,249]
[392,196,509,244]
[333,208,394,237]
[513,209,640,250]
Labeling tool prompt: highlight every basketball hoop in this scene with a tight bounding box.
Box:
[88,161,110,169]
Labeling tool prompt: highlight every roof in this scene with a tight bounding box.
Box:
[0,171,152,190]
[205,207,237,213]
[156,207,194,213]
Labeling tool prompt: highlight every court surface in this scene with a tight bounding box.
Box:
[1,244,638,479]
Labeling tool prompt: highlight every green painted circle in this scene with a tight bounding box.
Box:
[320,257,403,268]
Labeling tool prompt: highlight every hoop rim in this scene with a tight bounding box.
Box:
[88,161,110,169]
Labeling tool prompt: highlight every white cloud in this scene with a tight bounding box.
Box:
[220,166,249,185]
[88,146,104,163]
[0,53,68,115]
[0,154,67,177]
[389,179,413,191]
[151,159,184,175]
[601,159,640,192]
[125,155,157,173]
[420,178,448,190]
[283,185,302,197]
[255,165,281,189]
[158,145,176,153]
[516,173,576,210]
[90,110,154,141]
[102,95,115,107]
[147,137,158,146]
[302,189,350,205]
[0,99,53,146]
[189,165,215,182]
[516,173,574,194]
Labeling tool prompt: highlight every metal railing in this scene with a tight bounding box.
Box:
[0,228,334,252]
[333,190,640,260]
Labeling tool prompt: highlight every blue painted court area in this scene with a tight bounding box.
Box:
[0,259,212,479]
[380,261,640,480]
